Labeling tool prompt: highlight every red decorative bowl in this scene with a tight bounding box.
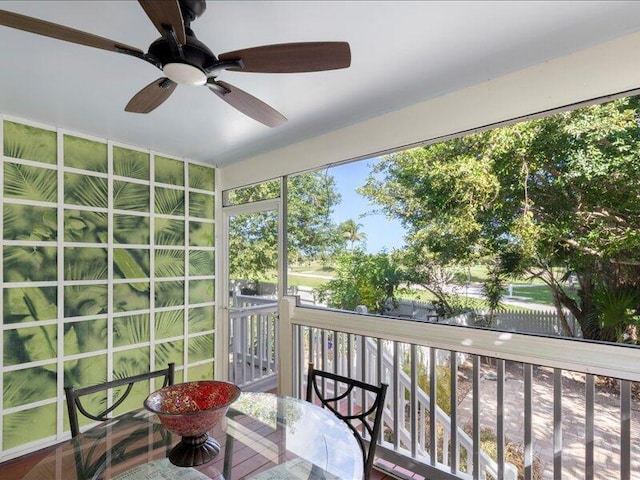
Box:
[144,381,241,467]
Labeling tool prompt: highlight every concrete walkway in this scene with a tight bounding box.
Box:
[457,363,640,479]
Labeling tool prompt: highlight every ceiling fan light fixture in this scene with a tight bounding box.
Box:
[163,62,206,86]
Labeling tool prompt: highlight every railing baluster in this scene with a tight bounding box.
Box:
[430,347,436,466]
[472,355,480,480]
[393,341,399,450]
[450,350,458,474]
[258,313,264,376]
[524,363,533,480]
[621,379,631,480]
[411,344,418,458]
[497,359,505,480]
[585,373,594,480]
[348,333,354,417]
[553,368,562,479]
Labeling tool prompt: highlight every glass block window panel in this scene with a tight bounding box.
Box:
[4,365,57,408]
[189,163,215,191]
[113,180,150,212]
[3,121,56,164]
[188,335,213,364]
[187,361,214,381]
[4,162,57,202]
[112,346,151,416]
[63,134,107,172]
[155,186,185,216]
[114,314,150,347]
[4,204,57,241]
[155,310,184,339]
[189,250,214,276]
[64,355,107,429]
[113,248,150,280]
[4,325,57,366]
[113,282,150,313]
[189,305,214,334]
[64,247,108,281]
[4,286,57,324]
[113,146,150,180]
[63,172,108,208]
[113,213,150,245]
[189,191,214,219]
[64,284,108,318]
[155,281,185,308]
[3,403,56,449]
[64,209,107,243]
[155,156,184,186]
[189,221,214,247]
[155,249,185,278]
[155,218,185,245]
[4,246,57,282]
[156,340,184,368]
[189,279,214,304]
[64,318,108,355]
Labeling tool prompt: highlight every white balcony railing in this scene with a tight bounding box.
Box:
[278,296,640,480]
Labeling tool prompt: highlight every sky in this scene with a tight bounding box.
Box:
[327,158,406,253]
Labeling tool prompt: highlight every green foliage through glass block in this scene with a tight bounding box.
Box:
[113,282,150,312]
[114,214,150,244]
[156,340,184,368]
[4,365,57,408]
[4,403,56,449]
[64,209,107,243]
[155,280,185,308]
[114,180,150,212]
[64,247,108,281]
[4,162,57,202]
[4,325,57,366]
[4,121,56,165]
[155,218,185,245]
[64,284,108,318]
[113,146,149,180]
[155,310,184,339]
[187,361,214,381]
[155,186,185,216]
[4,203,57,241]
[4,286,57,324]
[64,172,108,208]
[189,250,214,276]
[189,279,214,304]
[189,305,215,334]
[114,314,150,347]
[155,156,184,186]
[64,134,107,172]
[189,221,214,246]
[189,191,215,219]
[113,248,150,281]
[4,246,57,282]
[155,249,185,278]
[64,318,108,355]
[189,164,215,191]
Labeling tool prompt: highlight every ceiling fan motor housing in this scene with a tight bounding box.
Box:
[149,27,216,73]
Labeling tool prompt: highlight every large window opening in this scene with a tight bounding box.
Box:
[285,92,640,347]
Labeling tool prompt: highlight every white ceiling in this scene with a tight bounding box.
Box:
[1,1,640,167]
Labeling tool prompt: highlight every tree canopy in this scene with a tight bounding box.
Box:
[361,95,640,341]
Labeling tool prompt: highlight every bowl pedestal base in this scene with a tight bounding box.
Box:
[168,433,221,467]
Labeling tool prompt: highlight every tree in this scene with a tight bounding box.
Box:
[339,219,367,248]
[315,249,403,314]
[361,95,640,341]
[228,172,343,280]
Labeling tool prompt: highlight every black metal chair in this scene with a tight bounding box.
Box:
[65,363,175,437]
[305,362,388,480]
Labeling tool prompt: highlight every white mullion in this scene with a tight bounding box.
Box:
[4,398,58,416]
[107,142,114,404]
[184,160,190,379]
[149,153,156,379]
[63,166,108,179]
[3,318,58,330]
[56,129,65,440]
[3,197,57,208]
[3,156,57,171]
[3,359,58,373]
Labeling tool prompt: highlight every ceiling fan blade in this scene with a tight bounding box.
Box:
[138,0,185,45]
[0,8,143,54]
[209,80,287,128]
[218,42,351,73]
[125,78,177,114]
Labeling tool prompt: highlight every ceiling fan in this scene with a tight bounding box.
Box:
[0,0,351,127]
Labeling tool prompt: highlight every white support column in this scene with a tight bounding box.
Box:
[278,296,296,396]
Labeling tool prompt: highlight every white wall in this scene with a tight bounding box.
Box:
[220,30,640,190]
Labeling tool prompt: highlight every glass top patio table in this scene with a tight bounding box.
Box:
[23,392,363,480]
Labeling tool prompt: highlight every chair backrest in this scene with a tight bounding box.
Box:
[305,363,387,479]
[65,363,175,437]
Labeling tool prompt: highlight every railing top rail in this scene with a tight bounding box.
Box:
[230,303,278,317]
[283,297,640,382]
